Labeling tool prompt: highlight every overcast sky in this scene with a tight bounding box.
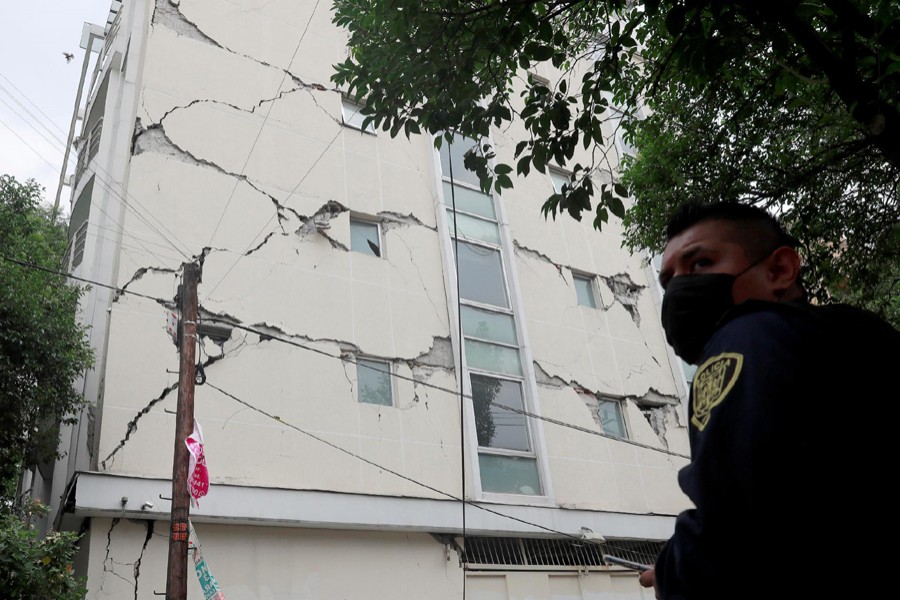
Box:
[0,1,114,215]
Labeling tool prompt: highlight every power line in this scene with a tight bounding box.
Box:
[0,76,193,259]
[206,382,576,540]
[205,381,661,561]
[205,0,324,248]
[0,254,690,461]
[0,254,171,305]
[206,319,691,460]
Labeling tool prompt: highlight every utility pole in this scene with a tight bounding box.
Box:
[165,262,200,600]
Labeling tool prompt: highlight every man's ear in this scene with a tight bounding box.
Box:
[767,246,802,296]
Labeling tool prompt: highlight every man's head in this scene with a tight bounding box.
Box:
[658,201,805,363]
[659,201,804,304]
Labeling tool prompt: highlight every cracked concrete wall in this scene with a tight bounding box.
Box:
[97,0,459,500]
[83,518,464,599]
[88,0,689,516]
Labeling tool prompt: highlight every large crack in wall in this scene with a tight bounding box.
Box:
[100,354,223,470]
[533,362,681,448]
[97,518,156,599]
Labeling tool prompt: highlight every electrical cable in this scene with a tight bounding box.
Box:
[2,254,675,561]
[205,381,658,562]
[0,253,690,460]
[0,78,193,259]
[446,133,467,595]
[204,0,323,249]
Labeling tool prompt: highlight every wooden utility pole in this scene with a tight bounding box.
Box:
[165,262,200,600]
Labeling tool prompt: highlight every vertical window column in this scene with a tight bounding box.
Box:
[439,135,543,496]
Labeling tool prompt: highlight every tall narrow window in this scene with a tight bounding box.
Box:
[440,133,542,496]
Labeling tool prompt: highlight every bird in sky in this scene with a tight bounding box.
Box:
[63,52,74,63]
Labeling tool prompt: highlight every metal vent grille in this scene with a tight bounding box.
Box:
[462,536,664,568]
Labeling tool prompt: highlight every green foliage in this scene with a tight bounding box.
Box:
[0,175,94,494]
[0,499,86,600]
[332,0,900,325]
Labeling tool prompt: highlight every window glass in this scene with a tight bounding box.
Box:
[447,209,501,245]
[341,98,373,132]
[471,375,529,451]
[461,305,517,345]
[549,169,570,194]
[350,219,381,257]
[598,398,626,439]
[442,182,496,219]
[439,135,482,188]
[357,358,392,406]
[573,274,596,308]
[457,242,508,307]
[465,339,522,376]
[478,454,541,495]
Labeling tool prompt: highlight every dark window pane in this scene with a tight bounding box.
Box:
[471,375,529,451]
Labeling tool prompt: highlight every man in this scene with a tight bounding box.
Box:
[639,202,898,599]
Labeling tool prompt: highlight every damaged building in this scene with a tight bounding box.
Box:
[32,0,696,597]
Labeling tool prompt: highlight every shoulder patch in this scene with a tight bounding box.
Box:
[691,352,743,431]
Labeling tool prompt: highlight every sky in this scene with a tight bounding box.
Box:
[0,1,114,216]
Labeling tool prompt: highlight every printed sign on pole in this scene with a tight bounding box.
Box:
[190,522,226,600]
[185,419,209,506]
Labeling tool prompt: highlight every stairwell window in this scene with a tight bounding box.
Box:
[356,358,393,406]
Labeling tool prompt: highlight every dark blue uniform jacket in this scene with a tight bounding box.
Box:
[654,301,899,600]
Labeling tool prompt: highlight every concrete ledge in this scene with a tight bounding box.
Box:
[65,471,675,540]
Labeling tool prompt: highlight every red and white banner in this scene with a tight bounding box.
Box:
[185,419,209,506]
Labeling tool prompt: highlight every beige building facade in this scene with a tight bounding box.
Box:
[39,1,694,598]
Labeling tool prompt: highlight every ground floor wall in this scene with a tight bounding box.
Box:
[80,518,652,599]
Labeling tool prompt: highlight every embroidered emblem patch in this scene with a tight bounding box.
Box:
[691,352,743,431]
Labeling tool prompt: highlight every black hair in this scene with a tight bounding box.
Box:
[666,201,798,263]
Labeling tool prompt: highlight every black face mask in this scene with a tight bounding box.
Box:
[660,258,767,365]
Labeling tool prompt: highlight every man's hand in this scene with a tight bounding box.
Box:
[638,567,659,599]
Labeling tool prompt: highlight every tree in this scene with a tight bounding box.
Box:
[331,0,900,324]
[0,175,94,495]
[0,498,87,600]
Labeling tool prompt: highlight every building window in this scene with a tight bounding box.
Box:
[341,98,375,133]
[350,218,381,257]
[439,133,543,497]
[356,358,393,406]
[598,398,627,439]
[549,168,571,194]
[573,274,597,308]
[471,374,541,495]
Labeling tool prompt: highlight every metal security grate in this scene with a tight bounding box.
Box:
[600,539,665,567]
[461,536,664,568]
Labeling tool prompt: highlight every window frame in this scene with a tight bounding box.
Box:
[341,97,376,134]
[438,132,546,498]
[349,216,383,258]
[596,396,628,440]
[572,272,598,309]
[548,168,572,195]
[355,357,394,407]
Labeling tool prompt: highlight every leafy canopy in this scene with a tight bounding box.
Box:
[332,0,900,323]
[0,175,94,493]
